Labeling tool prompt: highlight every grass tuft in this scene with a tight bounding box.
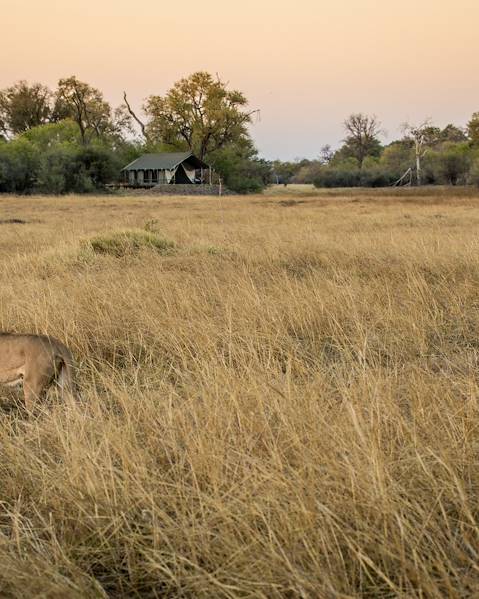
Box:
[86,230,176,257]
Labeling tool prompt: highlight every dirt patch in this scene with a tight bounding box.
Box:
[278,199,307,207]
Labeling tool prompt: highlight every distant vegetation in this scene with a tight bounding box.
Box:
[0,74,270,194]
[272,114,479,188]
[1,74,479,193]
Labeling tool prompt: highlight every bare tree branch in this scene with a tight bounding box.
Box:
[123,92,147,140]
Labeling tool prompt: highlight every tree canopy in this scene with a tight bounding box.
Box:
[0,81,53,137]
[54,77,121,144]
[340,113,383,167]
[140,72,256,160]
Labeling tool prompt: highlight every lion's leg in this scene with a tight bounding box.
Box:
[23,371,52,413]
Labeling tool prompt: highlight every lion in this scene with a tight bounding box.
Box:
[0,333,77,412]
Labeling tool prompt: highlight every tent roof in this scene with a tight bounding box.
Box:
[122,152,210,171]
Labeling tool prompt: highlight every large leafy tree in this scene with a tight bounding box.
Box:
[139,72,256,160]
[0,81,53,137]
[340,113,383,167]
[54,76,115,144]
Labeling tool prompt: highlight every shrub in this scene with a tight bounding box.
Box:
[313,158,361,188]
[434,142,471,185]
[360,157,396,187]
[469,157,479,186]
[210,140,271,194]
[0,138,40,193]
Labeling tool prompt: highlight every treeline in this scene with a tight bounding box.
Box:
[0,74,270,194]
[272,114,479,188]
[2,76,479,194]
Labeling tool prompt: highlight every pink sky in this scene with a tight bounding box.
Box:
[2,0,478,159]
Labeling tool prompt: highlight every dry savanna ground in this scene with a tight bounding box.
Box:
[0,187,479,597]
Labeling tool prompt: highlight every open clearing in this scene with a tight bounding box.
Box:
[1,188,479,597]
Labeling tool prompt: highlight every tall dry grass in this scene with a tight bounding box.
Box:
[0,189,479,597]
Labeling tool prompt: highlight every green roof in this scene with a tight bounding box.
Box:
[122,152,209,171]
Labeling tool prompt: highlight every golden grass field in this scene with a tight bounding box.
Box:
[1,187,479,597]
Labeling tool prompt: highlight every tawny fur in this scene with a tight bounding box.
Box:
[0,333,77,412]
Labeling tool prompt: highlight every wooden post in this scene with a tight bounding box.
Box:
[209,166,212,186]
[219,177,222,196]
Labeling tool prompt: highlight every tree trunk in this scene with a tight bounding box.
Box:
[416,143,422,186]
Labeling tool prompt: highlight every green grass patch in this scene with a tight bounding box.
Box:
[86,230,177,258]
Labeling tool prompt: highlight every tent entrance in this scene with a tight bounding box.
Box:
[171,163,192,184]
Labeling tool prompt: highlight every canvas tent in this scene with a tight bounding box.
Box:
[121,152,212,187]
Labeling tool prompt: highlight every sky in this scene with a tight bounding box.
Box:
[1,0,479,160]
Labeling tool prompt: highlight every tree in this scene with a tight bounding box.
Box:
[432,142,471,185]
[22,119,81,150]
[270,160,303,184]
[141,72,257,160]
[319,144,333,164]
[380,140,414,180]
[341,113,383,168]
[210,138,270,193]
[401,120,436,186]
[440,124,466,143]
[0,81,52,137]
[54,76,114,144]
[467,112,479,145]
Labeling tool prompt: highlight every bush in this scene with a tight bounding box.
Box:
[36,145,119,194]
[0,138,41,193]
[210,140,271,194]
[36,147,77,194]
[469,157,479,186]
[313,158,361,188]
[360,157,396,187]
[0,122,122,194]
[86,231,177,257]
[435,143,471,185]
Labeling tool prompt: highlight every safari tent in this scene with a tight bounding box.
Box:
[121,152,212,187]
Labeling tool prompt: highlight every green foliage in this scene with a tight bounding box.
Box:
[467,112,479,145]
[36,146,77,194]
[3,74,479,193]
[86,230,176,257]
[360,156,396,187]
[313,158,361,188]
[0,122,121,194]
[54,76,115,145]
[340,113,383,167]
[271,160,306,184]
[0,138,41,193]
[0,81,52,137]
[379,141,414,179]
[210,139,271,193]
[432,143,471,185]
[36,145,120,194]
[469,156,479,186]
[439,124,467,143]
[22,119,81,150]
[143,72,253,160]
